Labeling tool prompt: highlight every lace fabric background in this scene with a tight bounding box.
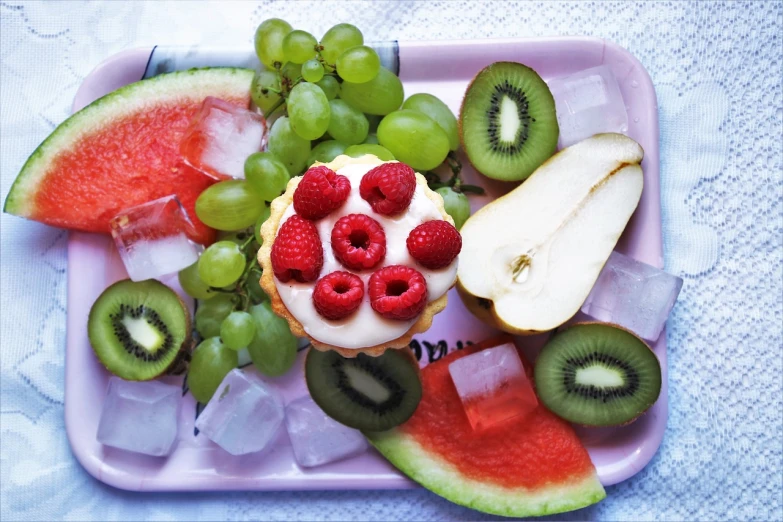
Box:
[1,1,781,520]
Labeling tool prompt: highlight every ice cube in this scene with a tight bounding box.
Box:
[96,377,180,456]
[448,343,538,431]
[194,369,284,456]
[285,395,368,468]
[581,251,683,342]
[547,65,628,148]
[180,96,267,179]
[109,195,202,282]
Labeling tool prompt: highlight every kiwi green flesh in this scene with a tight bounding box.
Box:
[534,323,662,427]
[460,62,559,181]
[305,348,422,432]
[88,279,189,381]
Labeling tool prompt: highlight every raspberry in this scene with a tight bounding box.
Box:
[359,162,416,215]
[270,215,323,283]
[312,271,365,320]
[294,165,351,220]
[406,220,462,269]
[331,213,387,271]
[368,265,428,321]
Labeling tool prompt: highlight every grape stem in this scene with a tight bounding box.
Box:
[429,151,485,196]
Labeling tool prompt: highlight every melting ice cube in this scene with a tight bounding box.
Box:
[448,343,538,432]
[285,395,368,468]
[581,250,683,342]
[547,65,628,148]
[96,377,180,456]
[194,369,284,456]
[180,96,267,179]
[109,195,202,282]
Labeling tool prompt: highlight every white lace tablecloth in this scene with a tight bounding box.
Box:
[1,1,781,520]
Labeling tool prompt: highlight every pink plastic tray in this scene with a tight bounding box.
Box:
[65,37,665,492]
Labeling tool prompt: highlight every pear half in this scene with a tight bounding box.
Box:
[457,133,644,334]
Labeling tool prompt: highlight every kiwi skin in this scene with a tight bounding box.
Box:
[87,279,192,381]
[534,322,662,427]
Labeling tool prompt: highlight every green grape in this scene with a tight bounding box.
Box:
[198,241,246,288]
[337,46,380,84]
[281,62,303,82]
[246,268,268,304]
[402,93,459,151]
[436,187,471,230]
[363,133,379,144]
[301,59,324,82]
[287,82,331,140]
[340,67,403,115]
[326,99,369,145]
[320,23,363,68]
[178,262,216,300]
[195,180,264,231]
[244,152,290,201]
[195,294,236,339]
[268,116,311,176]
[247,301,297,376]
[377,109,450,170]
[254,18,292,69]
[254,205,272,244]
[187,337,238,403]
[282,30,317,64]
[307,139,348,166]
[220,311,257,350]
[250,69,282,115]
[316,75,340,100]
[343,143,395,161]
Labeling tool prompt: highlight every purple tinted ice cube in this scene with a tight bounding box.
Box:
[180,96,267,179]
[581,251,683,342]
[194,369,284,456]
[96,377,180,456]
[547,65,628,148]
[109,195,202,282]
[285,395,368,468]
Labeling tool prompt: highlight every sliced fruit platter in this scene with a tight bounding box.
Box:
[4,19,682,518]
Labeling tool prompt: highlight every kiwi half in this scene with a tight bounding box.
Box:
[534,323,661,426]
[459,62,559,181]
[88,279,191,381]
[305,347,421,431]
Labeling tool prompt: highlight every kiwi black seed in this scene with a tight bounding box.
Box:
[305,347,422,432]
[459,61,559,182]
[534,323,661,427]
[88,279,191,381]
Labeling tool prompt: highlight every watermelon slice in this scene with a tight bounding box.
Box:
[366,337,606,518]
[3,68,255,244]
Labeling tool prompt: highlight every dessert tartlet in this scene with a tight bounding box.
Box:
[257,154,460,357]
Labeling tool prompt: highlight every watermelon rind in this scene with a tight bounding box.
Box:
[366,428,607,518]
[4,67,254,219]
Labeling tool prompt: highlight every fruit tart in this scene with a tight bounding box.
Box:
[257,154,461,357]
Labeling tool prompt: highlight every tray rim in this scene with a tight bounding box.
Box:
[64,35,667,493]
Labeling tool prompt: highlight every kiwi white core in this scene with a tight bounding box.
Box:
[575,365,624,387]
[499,96,520,143]
[344,365,391,403]
[121,316,163,352]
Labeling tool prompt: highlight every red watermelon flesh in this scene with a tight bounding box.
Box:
[4,68,255,245]
[365,336,606,517]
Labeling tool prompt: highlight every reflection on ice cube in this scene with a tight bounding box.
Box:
[109,195,202,282]
[194,369,284,456]
[180,96,267,179]
[96,377,180,457]
[285,395,368,468]
[547,65,628,148]
[448,343,538,432]
[581,251,683,342]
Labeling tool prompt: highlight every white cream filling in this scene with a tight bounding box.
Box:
[273,162,458,349]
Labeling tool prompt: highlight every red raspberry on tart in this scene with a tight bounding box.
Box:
[257,155,460,357]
